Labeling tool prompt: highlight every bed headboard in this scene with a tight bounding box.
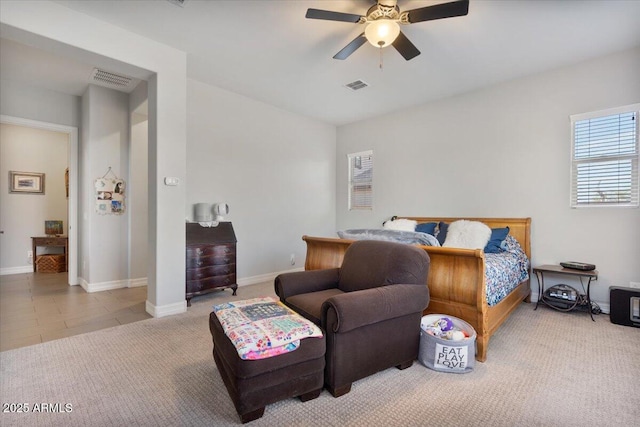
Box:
[401,217,531,259]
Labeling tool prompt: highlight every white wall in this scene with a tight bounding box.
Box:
[186,79,336,282]
[129,112,148,281]
[79,89,90,282]
[0,123,68,272]
[80,85,130,285]
[128,81,148,282]
[0,79,81,128]
[336,47,640,307]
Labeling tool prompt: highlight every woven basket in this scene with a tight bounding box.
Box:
[36,254,66,273]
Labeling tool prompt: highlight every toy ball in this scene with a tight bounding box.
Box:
[434,317,455,332]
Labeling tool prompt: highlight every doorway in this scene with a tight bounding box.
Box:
[0,115,78,285]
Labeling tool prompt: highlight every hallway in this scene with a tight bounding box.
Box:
[0,272,151,352]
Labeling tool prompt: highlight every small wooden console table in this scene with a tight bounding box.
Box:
[31,236,68,272]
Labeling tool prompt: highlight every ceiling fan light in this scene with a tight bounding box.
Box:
[365,19,400,48]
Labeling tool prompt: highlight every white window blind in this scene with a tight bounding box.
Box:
[348,150,373,210]
[570,104,639,208]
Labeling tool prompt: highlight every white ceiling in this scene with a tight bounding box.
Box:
[2,0,640,126]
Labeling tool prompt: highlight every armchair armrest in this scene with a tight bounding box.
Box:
[274,268,340,301]
[322,284,429,333]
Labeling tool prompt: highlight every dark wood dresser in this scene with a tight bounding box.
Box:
[185,222,237,307]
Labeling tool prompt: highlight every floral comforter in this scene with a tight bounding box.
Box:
[484,236,530,306]
[212,297,323,360]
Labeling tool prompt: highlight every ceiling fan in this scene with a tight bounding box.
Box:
[305,0,469,61]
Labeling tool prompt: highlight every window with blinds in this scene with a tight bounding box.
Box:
[570,104,639,208]
[348,150,373,210]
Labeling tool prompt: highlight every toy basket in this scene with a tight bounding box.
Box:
[419,314,476,373]
[36,254,66,273]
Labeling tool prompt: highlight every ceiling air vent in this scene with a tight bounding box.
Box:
[345,80,369,91]
[90,68,138,93]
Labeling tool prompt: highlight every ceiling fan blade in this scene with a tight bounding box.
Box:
[333,33,367,60]
[306,9,364,23]
[405,0,469,24]
[392,31,421,61]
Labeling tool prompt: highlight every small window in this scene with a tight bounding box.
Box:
[348,150,373,210]
[570,104,639,208]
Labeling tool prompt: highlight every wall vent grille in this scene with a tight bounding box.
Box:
[90,68,138,92]
[345,80,369,91]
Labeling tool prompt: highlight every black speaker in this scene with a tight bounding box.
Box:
[609,287,640,328]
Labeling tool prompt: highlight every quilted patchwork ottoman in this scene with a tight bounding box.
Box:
[209,303,325,423]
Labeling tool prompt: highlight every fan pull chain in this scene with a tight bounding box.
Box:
[379,44,384,71]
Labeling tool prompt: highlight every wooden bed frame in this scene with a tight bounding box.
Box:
[302,217,532,362]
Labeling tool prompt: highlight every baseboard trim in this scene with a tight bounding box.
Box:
[80,277,148,293]
[237,267,304,287]
[0,265,34,275]
[86,279,127,293]
[145,300,187,318]
[128,277,147,288]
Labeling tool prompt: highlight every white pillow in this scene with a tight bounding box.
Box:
[383,218,417,232]
[443,220,491,249]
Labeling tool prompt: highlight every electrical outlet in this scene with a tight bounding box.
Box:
[27,250,33,259]
[290,254,296,266]
[630,282,640,289]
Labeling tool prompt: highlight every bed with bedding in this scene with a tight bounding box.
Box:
[301,217,532,362]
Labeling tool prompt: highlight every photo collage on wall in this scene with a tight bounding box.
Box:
[95,177,125,215]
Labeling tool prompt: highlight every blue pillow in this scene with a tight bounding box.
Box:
[415,222,437,236]
[484,227,510,253]
[436,222,449,245]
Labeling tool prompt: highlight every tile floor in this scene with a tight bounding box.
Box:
[0,272,151,352]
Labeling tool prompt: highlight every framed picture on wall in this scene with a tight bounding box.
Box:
[45,220,64,236]
[9,171,45,194]
[95,177,125,214]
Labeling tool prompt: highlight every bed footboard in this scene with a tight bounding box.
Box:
[419,246,489,360]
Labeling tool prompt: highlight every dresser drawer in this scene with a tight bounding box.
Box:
[187,274,236,293]
[186,263,236,281]
[34,238,66,246]
[186,243,235,258]
[186,253,235,269]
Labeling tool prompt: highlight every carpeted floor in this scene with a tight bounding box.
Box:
[1,281,639,426]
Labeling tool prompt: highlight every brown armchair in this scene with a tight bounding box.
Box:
[275,240,430,397]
